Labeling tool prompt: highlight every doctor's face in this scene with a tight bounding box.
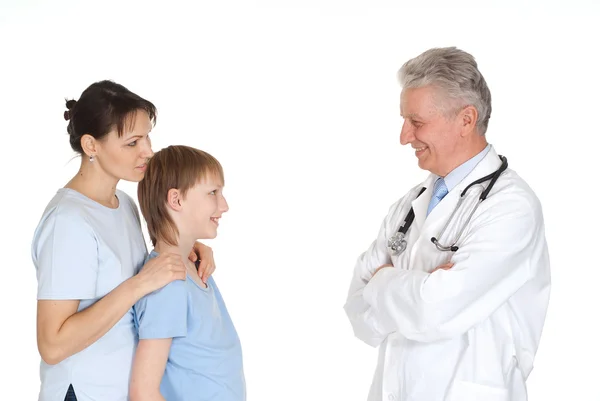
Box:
[400,86,463,177]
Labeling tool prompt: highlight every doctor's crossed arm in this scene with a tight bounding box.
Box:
[343,194,418,347]
[363,193,542,343]
[373,261,452,276]
[372,264,393,276]
[430,262,454,273]
[344,187,459,347]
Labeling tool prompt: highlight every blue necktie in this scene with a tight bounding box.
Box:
[427,178,448,216]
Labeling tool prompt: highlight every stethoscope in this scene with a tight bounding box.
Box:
[387,155,508,256]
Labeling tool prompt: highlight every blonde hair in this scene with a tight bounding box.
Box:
[138,145,224,246]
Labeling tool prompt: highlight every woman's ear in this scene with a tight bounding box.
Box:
[80,134,98,158]
[167,188,183,211]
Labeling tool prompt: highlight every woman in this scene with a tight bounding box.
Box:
[31,80,216,401]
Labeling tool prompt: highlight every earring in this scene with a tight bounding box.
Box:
[89,155,95,162]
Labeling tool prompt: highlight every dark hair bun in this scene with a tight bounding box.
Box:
[64,99,77,121]
[63,80,157,154]
[66,99,77,109]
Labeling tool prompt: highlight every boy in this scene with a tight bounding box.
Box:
[131,145,245,401]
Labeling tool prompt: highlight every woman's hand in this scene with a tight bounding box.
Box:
[135,252,186,297]
[188,242,215,284]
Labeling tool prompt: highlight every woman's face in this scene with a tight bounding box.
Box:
[93,110,154,183]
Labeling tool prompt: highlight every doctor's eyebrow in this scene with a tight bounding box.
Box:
[402,113,425,122]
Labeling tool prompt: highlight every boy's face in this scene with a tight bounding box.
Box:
[180,175,229,240]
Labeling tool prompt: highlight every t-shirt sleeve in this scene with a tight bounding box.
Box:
[33,207,99,300]
[134,280,188,339]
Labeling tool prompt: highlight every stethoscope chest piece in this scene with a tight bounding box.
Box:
[386,154,508,256]
[387,231,407,256]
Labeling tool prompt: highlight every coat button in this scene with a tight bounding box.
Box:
[388,394,396,401]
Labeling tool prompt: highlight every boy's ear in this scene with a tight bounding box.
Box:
[167,188,183,211]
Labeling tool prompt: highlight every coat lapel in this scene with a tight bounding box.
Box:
[412,174,436,232]
[414,146,504,243]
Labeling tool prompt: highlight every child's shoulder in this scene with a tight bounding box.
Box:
[135,278,188,315]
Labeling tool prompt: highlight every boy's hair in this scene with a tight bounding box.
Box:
[138,145,224,247]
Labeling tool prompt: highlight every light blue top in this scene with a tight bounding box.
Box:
[31,188,147,401]
[133,250,246,401]
[440,143,491,192]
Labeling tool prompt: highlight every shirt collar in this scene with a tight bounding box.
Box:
[441,143,491,192]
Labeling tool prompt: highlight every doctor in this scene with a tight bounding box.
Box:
[343,47,551,401]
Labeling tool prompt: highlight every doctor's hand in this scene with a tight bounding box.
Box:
[431,262,454,273]
[373,263,394,277]
[188,241,216,284]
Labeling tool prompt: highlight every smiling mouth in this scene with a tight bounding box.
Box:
[210,217,220,225]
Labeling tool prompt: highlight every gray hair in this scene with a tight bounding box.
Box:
[398,47,492,135]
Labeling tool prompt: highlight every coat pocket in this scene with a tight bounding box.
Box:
[446,380,510,401]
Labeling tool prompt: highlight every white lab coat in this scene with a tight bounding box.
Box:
[344,147,551,401]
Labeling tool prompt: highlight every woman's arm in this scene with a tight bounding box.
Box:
[36,252,185,365]
[129,339,172,401]
[38,279,137,365]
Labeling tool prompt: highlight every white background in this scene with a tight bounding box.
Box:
[1,0,598,400]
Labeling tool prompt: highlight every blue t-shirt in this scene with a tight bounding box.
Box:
[133,251,246,401]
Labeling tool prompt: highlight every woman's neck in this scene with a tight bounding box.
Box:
[65,159,120,208]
